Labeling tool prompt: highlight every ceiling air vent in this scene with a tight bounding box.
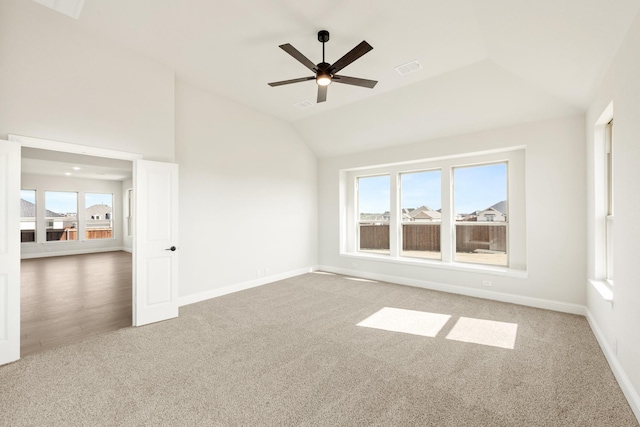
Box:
[33,0,85,19]
[294,100,314,109]
[395,60,422,76]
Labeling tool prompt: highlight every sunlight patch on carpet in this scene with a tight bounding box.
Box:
[446,317,518,349]
[357,307,451,337]
[345,277,378,283]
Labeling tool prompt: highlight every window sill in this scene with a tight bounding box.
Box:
[589,279,613,304]
[340,251,528,279]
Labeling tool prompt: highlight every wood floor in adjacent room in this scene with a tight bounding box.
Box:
[20,251,132,357]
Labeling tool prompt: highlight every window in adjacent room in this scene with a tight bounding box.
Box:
[400,170,442,260]
[453,163,508,266]
[357,175,390,255]
[85,193,114,240]
[125,188,133,238]
[45,191,78,241]
[20,190,37,243]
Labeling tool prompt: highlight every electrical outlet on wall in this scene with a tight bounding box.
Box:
[482,280,492,287]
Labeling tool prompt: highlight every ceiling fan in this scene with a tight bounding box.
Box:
[268,30,378,103]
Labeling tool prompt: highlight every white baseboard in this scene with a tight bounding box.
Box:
[315,265,587,315]
[178,266,315,307]
[21,246,128,259]
[586,310,640,422]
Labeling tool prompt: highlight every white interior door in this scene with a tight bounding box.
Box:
[133,159,179,326]
[0,140,20,365]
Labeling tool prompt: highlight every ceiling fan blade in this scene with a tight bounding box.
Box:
[329,41,373,74]
[333,75,378,89]
[279,44,317,72]
[268,76,315,87]
[317,85,327,103]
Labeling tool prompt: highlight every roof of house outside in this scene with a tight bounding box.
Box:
[409,205,441,220]
[85,204,113,218]
[20,199,62,218]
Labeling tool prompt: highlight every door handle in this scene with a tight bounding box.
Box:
[166,246,177,251]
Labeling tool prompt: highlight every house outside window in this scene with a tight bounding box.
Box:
[85,193,114,240]
[20,190,37,243]
[45,191,78,241]
[400,170,441,260]
[454,163,508,266]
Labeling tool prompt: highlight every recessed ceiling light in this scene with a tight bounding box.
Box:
[395,60,422,76]
[72,166,81,170]
[32,0,85,19]
[64,172,72,176]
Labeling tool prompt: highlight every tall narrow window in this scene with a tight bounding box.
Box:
[126,188,133,238]
[20,190,37,243]
[454,163,508,266]
[605,120,614,281]
[85,193,114,240]
[45,191,78,241]
[400,170,441,260]
[358,175,390,255]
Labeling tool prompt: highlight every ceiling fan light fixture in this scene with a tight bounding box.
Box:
[316,73,332,86]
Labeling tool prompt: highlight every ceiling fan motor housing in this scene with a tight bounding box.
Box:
[318,30,330,43]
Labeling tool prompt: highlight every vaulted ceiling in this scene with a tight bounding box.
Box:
[37,0,640,157]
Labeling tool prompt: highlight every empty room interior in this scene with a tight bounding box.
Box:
[1,0,640,425]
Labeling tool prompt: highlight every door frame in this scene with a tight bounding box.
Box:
[8,134,147,346]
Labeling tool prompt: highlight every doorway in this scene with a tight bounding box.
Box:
[1,135,180,366]
[20,146,135,356]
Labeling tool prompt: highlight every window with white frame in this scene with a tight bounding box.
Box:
[20,190,37,243]
[454,163,508,267]
[605,119,614,282]
[45,191,78,241]
[357,175,390,255]
[400,170,442,260]
[85,193,114,240]
[125,188,133,238]
[341,148,525,271]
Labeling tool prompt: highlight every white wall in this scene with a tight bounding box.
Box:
[0,0,175,162]
[175,80,318,300]
[21,174,124,258]
[319,115,587,309]
[1,0,319,302]
[586,12,640,418]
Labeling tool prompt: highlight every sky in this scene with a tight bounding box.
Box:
[358,163,507,215]
[21,191,112,215]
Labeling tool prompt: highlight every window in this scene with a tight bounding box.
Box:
[125,188,133,238]
[85,193,113,240]
[400,170,441,260]
[45,191,78,241]
[605,120,614,281]
[20,190,37,243]
[454,163,508,266]
[357,175,390,255]
[341,148,525,272]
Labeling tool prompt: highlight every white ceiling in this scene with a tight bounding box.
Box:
[44,0,640,157]
[22,148,132,181]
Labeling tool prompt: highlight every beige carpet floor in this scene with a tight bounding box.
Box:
[1,272,638,426]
